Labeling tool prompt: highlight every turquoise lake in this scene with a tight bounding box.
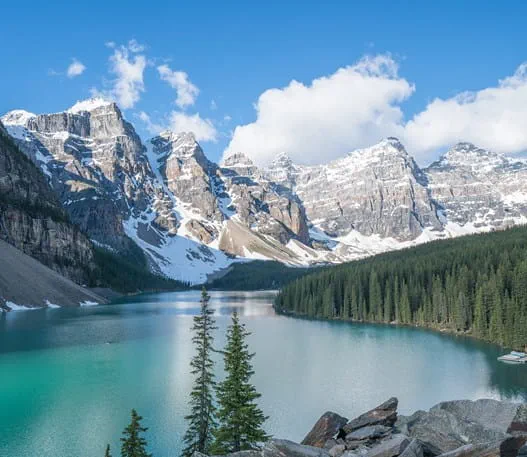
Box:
[1,290,526,457]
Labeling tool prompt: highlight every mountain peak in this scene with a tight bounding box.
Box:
[222,152,255,168]
[429,142,508,171]
[348,137,409,162]
[270,152,294,168]
[1,109,36,126]
[158,130,197,144]
[151,131,204,162]
[67,97,115,114]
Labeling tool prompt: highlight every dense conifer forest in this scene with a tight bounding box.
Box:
[274,226,527,349]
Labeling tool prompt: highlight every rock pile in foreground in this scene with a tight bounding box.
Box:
[198,398,527,457]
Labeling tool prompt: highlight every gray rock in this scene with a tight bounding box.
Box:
[510,404,527,433]
[0,120,96,284]
[302,411,349,448]
[431,399,521,434]
[364,434,409,457]
[398,440,423,457]
[345,426,391,442]
[263,439,331,457]
[328,444,346,457]
[396,400,517,455]
[518,443,527,457]
[341,398,398,435]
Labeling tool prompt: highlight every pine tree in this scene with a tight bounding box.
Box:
[104,444,112,457]
[212,312,270,454]
[182,288,218,457]
[120,409,151,457]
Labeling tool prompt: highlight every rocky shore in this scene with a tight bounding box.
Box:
[199,398,527,457]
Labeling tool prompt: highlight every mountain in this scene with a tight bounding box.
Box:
[0,119,95,284]
[2,100,317,283]
[426,142,527,231]
[4,98,527,284]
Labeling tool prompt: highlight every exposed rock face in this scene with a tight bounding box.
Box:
[302,412,349,447]
[396,399,527,456]
[425,142,527,230]
[272,139,441,241]
[341,398,399,435]
[3,99,177,254]
[0,121,95,283]
[7,98,527,283]
[220,153,310,246]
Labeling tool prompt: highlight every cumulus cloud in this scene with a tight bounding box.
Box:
[404,63,527,162]
[168,112,217,142]
[158,64,199,109]
[138,110,217,142]
[224,55,413,165]
[108,42,147,109]
[225,55,527,166]
[66,59,86,78]
[137,111,163,135]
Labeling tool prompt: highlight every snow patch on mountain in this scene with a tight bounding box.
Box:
[67,97,114,114]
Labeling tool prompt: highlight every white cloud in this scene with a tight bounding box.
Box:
[127,39,146,53]
[137,111,163,135]
[138,110,217,142]
[168,112,217,142]
[404,63,527,162]
[108,43,147,109]
[66,59,86,78]
[225,55,527,166]
[157,64,199,109]
[224,55,413,165]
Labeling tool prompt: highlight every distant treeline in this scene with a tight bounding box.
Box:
[207,260,317,290]
[275,226,527,349]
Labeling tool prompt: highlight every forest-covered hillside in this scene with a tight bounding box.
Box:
[275,226,527,349]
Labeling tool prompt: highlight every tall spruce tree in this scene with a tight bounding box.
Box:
[120,409,151,457]
[182,288,217,457]
[212,312,269,454]
[104,444,112,457]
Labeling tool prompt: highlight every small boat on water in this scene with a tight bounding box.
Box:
[498,351,527,364]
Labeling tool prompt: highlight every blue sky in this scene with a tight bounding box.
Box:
[2,0,527,165]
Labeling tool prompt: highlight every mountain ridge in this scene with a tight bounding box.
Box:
[4,98,527,284]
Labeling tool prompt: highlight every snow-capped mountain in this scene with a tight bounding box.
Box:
[4,98,527,283]
[1,99,315,282]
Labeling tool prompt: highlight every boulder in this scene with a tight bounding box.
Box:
[302,412,349,447]
[263,439,331,457]
[518,443,527,457]
[396,406,510,455]
[364,434,409,457]
[431,399,520,434]
[328,444,346,457]
[345,425,391,442]
[341,398,398,436]
[435,443,501,457]
[398,440,423,457]
[434,437,527,457]
[510,404,527,433]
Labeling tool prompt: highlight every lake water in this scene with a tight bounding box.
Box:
[1,290,526,457]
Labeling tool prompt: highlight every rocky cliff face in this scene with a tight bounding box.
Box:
[0,120,95,284]
[425,142,527,231]
[2,100,315,283]
[5,98,527,283]
[267,138,442,241]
